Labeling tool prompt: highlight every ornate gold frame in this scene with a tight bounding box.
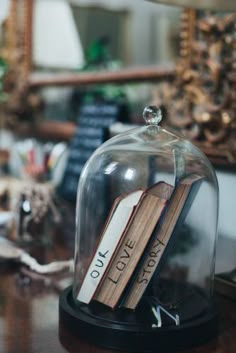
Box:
[1,0,32,79]
[160,9,236,166]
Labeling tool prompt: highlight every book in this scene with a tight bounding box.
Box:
[76,188,144,304]
[93,181,173,308]
[122,174,203,310]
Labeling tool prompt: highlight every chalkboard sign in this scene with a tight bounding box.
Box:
[58,99,128,202]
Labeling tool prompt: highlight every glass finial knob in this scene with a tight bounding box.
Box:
[143,106,162,125]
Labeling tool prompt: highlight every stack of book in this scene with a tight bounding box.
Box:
[77,174,203,310]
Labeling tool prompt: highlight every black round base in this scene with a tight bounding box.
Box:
[59,286,218,353]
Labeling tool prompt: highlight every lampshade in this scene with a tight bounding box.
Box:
[147,0,236,11]
[33,0,84,69]
[0,0,9,24]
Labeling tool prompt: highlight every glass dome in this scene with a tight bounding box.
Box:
[60,106,219,353]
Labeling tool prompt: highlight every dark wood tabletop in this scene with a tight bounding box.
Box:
[0,237,236,353]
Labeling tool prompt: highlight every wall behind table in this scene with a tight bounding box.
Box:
[215,170,236,274]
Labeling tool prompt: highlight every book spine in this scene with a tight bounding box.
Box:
[93,195,168,308]
[76,190,144,303]
[122,178,202,309]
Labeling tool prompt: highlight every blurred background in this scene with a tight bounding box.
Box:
[0,0,236,276]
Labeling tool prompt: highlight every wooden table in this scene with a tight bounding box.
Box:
[0,240,236,353]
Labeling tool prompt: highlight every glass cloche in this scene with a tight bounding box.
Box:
[59,106,219,353]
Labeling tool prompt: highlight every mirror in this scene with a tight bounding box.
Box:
[1,0,235,171]
[32,0,182,72]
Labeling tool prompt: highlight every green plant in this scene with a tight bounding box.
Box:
[0,57,8,102]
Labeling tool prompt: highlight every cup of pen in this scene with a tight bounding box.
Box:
[12,139,62,246]
[16,182,60,246]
